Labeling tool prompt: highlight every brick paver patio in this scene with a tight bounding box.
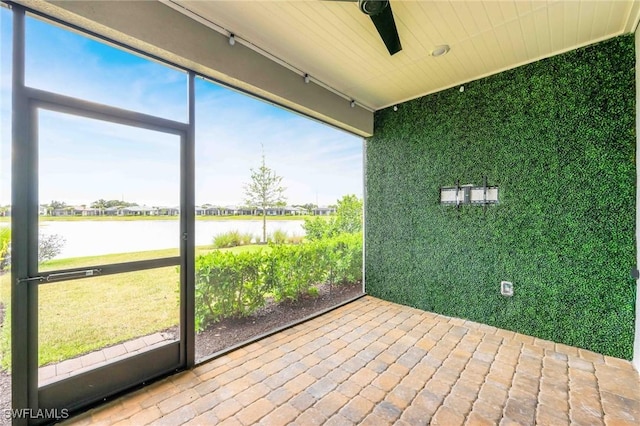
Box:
[63,296,639,425]
[39,331,175,386]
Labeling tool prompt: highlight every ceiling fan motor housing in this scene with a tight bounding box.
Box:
[359,0,389,16]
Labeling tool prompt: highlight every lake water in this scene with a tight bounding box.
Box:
[34,220,306,259]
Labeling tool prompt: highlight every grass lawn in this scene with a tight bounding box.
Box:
[0,244,263,369]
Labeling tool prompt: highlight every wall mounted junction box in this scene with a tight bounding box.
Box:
[501,281,513,296]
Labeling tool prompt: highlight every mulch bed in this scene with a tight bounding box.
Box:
[195,281,363,361]
[0,282,363,420]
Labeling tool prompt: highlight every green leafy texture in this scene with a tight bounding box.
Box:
[365,35,636,359]
[303,216,335,240]
[195,250,265,330]
[0,227,9,271]
[303,194,363,240]
[195,232,363,331]
[334,195,363,234]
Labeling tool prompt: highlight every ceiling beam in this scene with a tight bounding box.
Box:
[17,0,373,136]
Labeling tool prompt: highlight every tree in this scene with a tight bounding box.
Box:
[301,203,317,214]
[91,199,109,215]
[303,194,362,240]
[244,151,286,243]
[49,200,66,211]
[302,216,335,240]
[334,194,363,234]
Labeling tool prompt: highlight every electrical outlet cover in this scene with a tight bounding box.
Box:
[501,281,513,296]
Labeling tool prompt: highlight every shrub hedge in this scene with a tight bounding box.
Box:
[365,35,636,359]
[195,232,362,331]
[0,227,9,271]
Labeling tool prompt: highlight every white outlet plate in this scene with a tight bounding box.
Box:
[501,281,513,296]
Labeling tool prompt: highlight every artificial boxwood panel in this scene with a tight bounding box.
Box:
[365,35,636,359]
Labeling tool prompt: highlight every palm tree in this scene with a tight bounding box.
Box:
[48,200,66,216]
[91,199,109,216]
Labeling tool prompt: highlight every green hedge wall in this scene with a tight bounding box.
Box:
[365,35,636,359]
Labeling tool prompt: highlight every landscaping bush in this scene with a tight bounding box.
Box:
[303,195,362,241]
[0,228,9,271]
[267,242,327,302]
[268,229,288,244]
[334,195,363,234]
[302,216,335,240]
[286,235,304,245]
[212,230,255,248]
[328,232,363,285]
[195,232,363,331]
[39,234,66,263]
[195,250,266,330]
[0,231,66,269]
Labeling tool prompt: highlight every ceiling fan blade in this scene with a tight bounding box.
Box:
[369,2,402,55]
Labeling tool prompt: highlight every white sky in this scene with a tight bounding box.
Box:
[0,10,363,207]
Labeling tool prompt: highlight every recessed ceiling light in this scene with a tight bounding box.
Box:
[431,45,450,57]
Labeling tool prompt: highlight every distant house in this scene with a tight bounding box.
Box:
[264,207,283,216]
[54,206,98,216]
[52,208,74,217]
[194,204,218,215]
[197,206,220,216]
[121,206,158,216]
[263,206,304,216]
[52,206,94,216]
[239,207,257,215]
[284,206,306,215]
[81,208,99,216]
[313,206,336,216]
[104,207,122,216]
[221,205,239,216]
[157,206,179,216]
[195,205,222,216]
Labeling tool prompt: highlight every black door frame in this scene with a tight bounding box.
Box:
[10,6,195,424]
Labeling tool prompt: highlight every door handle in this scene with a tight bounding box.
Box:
[18,268,102,284]
[45,269,101,282]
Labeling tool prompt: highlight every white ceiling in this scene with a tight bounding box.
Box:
[166,0,640,111]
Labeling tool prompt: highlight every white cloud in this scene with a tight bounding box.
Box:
[0,10,363,208]
[193,94,363,205]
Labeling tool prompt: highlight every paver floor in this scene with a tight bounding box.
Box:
[39,332,175,386]
[63,296,639,425]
